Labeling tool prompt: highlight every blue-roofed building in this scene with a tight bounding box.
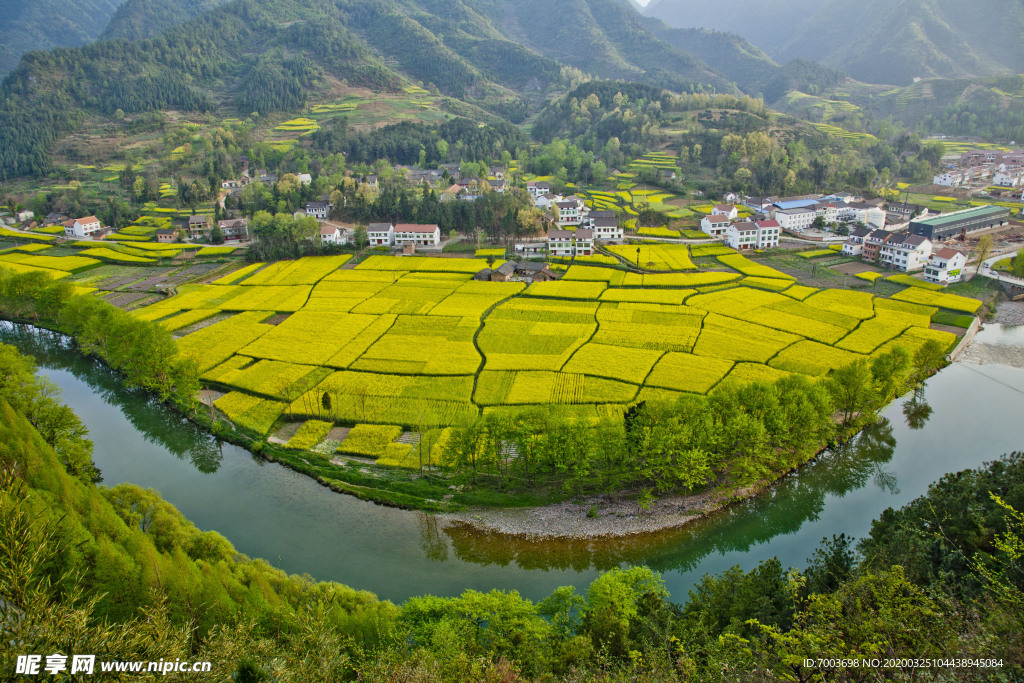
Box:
[773,198,821,211]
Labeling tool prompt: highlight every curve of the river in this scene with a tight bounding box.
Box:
[3,322,1023,604]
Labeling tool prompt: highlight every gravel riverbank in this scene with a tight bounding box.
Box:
[441,485,758,539]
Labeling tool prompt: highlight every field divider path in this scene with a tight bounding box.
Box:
[556,298,602,373]
[468,286,529,411]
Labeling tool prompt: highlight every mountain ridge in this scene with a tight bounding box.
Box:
[643,0,1024,85]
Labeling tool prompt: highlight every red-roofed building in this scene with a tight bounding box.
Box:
[64,216,102,238]
[923,247,967,285]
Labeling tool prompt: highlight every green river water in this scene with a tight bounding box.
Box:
[2,322,1023,604]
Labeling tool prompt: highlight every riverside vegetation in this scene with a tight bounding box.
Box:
[1,339,1022,680]
[0,256,961,511]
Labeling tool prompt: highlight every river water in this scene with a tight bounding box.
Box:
[2,322,1023,604]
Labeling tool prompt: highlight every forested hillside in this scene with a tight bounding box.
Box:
[100,0,233,41]
[0,0,763,181]
[644,0,1024,85]
[0,0,127,76]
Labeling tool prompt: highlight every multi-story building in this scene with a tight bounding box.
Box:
[774,207,817,232]
[305,201,331,219]
[727,221,758,250]
[700,213,731,237]
[862,229,892,262]
[186,214,213,239]
[367,223,395,246]
[526,181,550,198]
[555,197,585,227]
[63,216,102,238]
[933,171,967,187]
[726,219,779,250]
[923,248,967,285]
[753,219,781,248]
[547,229,593,257]
[879,232,932,272]
[217,219,249,240]
[586,211,622,241]
[319,223,349,245]
[394,224,441,247]
[841,226,871,256]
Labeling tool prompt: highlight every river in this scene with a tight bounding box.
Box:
[2,322,1023,605]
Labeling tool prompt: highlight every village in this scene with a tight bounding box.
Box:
[4,146,1024,298]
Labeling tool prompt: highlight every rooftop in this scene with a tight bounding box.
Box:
[910,204,1010,228]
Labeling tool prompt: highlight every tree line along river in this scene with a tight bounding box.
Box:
[2,321,1023,604]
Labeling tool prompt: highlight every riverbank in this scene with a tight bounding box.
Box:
[442,319,1016,541]
[441,482,763,540]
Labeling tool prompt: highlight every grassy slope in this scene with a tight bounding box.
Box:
[0,397,393,628]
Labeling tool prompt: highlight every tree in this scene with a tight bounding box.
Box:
[209,225,225,244]
[912,339,946,378]
[975,234,994,268]
[354,225,367,249]
[828,359,876,425]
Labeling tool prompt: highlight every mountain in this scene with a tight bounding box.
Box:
[642,0,819,54]
[772,0,1024,86]
[0,0,128,76]
[643,0,1024,86]
[0,0,761,179]
[640,21,780,97]
[100,0,233,41]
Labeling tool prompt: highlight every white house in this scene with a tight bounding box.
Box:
[586,211,622,241]
[297,173,313,186]
[923,247,967,285]
[319,223,349,245]
[16,210,34,224]
[548,230,574,257]
[993,169,1024,187]
[547,228,593,257]
[535,193,562,210]
[394,223,440,247]
[933,171,966,187]
[841,226,871,256]
[753,219,780,248]
[514,242,546,256]
[526,181,550,198]
[774,207,816,232]
[367,222,395,246]
[63,216,102,238]
[305,201,331,220]
[879,232,932,272]
[574,228,594,255]
[713,204,739,220]
[726,219,779,250]
[700,213,731,237]
[555,197,585,227]
[726,221,758,250]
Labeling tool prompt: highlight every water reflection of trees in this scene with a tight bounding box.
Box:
[442,419,901,574]
[0,323,224,474]
[902,386,933,431]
